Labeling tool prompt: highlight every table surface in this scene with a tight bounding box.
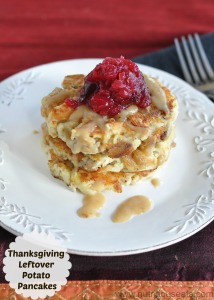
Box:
[0,0,214,283]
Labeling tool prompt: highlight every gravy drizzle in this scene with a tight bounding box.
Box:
[112,195,152,223]
[151,178,161,187]
[144,75,169,114]
[77,193,106,218]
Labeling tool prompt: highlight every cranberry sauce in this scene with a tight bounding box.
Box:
[67,57,151,117]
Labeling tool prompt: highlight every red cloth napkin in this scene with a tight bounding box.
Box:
[1,0,214,81]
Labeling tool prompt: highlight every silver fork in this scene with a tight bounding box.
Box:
[174,33,214,100]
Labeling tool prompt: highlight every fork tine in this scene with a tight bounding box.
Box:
[174,38,193,84]
[181,36,200,84]
[194,33,214,80]
[187,34,208,82]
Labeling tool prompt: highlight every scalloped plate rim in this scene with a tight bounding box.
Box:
[0,58,214,256]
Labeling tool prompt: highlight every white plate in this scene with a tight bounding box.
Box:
[0,59,214,256]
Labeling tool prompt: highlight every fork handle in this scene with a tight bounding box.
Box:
[194,81,214,92]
